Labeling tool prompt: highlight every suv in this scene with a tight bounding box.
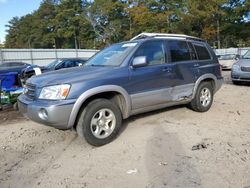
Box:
[18,33,223,146]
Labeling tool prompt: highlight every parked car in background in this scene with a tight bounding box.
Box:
[0,62,42,87]
[21,58,87,83]
[217,54,239,70]
[231,49,250,84]
[18,33,223,146]
[0,62,38,74]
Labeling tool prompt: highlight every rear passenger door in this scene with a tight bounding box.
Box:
[192,42,213,76]
[166,40,198,100]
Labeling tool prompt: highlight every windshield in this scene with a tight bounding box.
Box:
[46,60,62,69]
[85,42,138,67]
[243,50,250,59]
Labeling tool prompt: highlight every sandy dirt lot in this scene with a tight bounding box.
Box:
[0,71,250,188]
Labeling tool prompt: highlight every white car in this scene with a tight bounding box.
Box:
[218,54,238,70]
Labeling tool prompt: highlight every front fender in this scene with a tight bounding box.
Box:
[67,85,132,128]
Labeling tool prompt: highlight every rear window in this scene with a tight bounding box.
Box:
[168,40,191,62]
[193,44,211,60]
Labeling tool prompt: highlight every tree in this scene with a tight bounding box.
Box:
[4,0,250,49]
[86,0,129,48]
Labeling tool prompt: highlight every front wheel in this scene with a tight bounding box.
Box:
[77,98,122,146]
[189,82,214,112]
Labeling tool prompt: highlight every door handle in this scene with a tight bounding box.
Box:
[194,63,200,67]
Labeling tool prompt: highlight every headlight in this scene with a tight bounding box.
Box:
[232,64,240,71]
[39,84,71,100]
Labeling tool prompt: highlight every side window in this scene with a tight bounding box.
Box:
[134,40,165,66]
[168,40,191,62]
[193,44,211,60]
[187,42,197,60]
[64,60,75,68]
[75,60,85,66]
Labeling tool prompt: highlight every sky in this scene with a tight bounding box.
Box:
[0,0,42,43]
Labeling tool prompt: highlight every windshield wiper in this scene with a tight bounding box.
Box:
[89,64,107,67]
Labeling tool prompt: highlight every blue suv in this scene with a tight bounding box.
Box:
[18,33,223,146]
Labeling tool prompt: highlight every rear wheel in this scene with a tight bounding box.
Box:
[189,82,214,112]
[77,98,122,146]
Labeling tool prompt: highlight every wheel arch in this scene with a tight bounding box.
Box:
[192,74,217,99]
[67,85,131,129]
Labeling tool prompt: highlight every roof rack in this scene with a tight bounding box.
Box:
[130,32,205,42]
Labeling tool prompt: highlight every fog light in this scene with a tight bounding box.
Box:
[38,108,48,120]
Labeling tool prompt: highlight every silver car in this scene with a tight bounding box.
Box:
[231,50,250,84]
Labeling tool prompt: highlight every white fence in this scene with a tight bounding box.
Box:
[0,49,99,66]
[215,47,250,56]
[1,47,249,67]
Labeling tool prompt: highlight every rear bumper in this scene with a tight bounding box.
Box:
[215,78,223,92]
[18,94,76,130]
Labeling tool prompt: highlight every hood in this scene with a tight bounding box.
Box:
[27,66,116,88]
[237,59,250,67]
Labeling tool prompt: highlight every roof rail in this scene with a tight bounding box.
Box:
[130,32,204,42]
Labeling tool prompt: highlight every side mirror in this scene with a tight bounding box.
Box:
[235,54,241,60]
[132,56,147,68]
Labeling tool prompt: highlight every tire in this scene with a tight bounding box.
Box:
[76,98,122,146]
[13,102,19,111]
[189,82,214,112]
[232,80,240,85]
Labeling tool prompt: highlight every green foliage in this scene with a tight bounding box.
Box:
[4,0,250,49]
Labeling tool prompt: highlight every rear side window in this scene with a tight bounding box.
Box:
[168,40,191,62]
[193,44,211,60]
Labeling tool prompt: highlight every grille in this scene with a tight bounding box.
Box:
[25,83,36,100]
[241,66,250,72]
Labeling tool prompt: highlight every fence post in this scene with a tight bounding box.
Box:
[76,49,78,58]
[55,49,58,60]
[30,49,34,65]
[0,49,3,64]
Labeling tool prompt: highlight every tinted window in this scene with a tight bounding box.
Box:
[168,40,191,62]
[64,60,75,68]
[194,44,211,60]
[134,40,165,66]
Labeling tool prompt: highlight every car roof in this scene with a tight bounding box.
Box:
[130,32,205,42]
[2,61,27,64]
[59,58,87,61]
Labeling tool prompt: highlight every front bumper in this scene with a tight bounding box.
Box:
[18,94,76,130]
[231,70,250,82]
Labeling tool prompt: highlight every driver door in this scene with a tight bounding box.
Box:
[127,40,177,110]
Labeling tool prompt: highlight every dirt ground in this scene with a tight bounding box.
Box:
[0,71,250,188]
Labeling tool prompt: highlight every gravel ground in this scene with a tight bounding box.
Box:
[0,71,250,188]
